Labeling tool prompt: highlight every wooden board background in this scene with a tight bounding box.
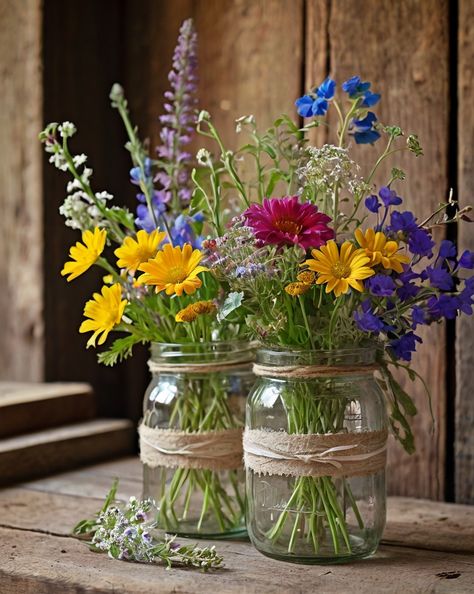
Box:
[0,0,472,502]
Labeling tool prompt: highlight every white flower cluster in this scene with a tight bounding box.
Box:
[60,185,113,231]
[298,144,364,195]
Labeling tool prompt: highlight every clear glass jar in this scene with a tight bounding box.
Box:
[142,341,254,538]
[245,347,387,563]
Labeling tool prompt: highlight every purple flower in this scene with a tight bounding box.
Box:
[365,195,381,213]
[459,278,474,314]
[367,274,396,297]
[411,305,426,329]
[438,240,457,260]
[408,229,435,258]
[354,301,385,334]
[379,186,402,207]
[389,332,422,361]
[395,266,420,301]
[350,112,381,144]
[459,249,474,269]
[428,294,460,320]
[425,266,454,291]
[390,211,418,234]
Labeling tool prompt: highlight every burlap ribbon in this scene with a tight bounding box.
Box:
[243,428,388,478]
[253,363,379,379]
[139,424,244,471]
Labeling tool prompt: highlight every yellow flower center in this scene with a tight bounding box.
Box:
[274,218,302,235]
[167,266,187,283]
[331,262,351,278]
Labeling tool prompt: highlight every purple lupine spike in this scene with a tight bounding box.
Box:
[156,18,198,209]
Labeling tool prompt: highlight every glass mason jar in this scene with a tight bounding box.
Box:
[245,347,388,563]
[141,341,254,538]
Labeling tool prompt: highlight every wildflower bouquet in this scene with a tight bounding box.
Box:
[40,20,249,537]
[190,76,473,559]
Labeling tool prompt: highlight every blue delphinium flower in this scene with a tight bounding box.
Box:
[438,239,457,260]
[170,213,203,248]
[365,194,381,213]
[350,112,381,144]
[459,249,474,269]
[395,266,420,301]
[379,186,402,207]
[428,294,460,320]
[367,274,396,297]
[130,158,153,185]
[389,332,422,361]
[411,305,426,329]
[458,278,474,314]
[295,77,336,118]
[408,228,435,258]
[342,75,380,107]
[389,211,418,234]
[353,300,385,333]
[424,265,454,291]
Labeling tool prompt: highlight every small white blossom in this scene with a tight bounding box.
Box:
[196,148,211,166]
[73,153,88,167]
[82,167,93,182]
[95,191,113,201]
[49,153,68,171]
[58,121,76,138]
[66,179,83,193]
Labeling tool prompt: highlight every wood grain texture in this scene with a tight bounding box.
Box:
[0,382,95,438]
[306,0,450,500]
[1,457,474,594]
[455,0,474,504]
[0,419,135,485]
[0,0,44,381]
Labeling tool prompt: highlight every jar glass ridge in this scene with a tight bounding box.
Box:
[142,340,254,538]
[246,346,388,563]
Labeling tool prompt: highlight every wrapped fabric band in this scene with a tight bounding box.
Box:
[243,428,388,478]
[252,363,379,379]
[139,424,244,471]
[148,359,252,375]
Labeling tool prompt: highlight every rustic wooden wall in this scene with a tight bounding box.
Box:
[0,0,44,381]
[0,0,472,502]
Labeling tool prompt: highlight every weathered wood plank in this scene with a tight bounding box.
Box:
[0,0,44,381]
[455,0,474,504]
[2,458,474,554]
[0,526,473,594]
[0,419,135,485]
[0,382,95,438]
[306,0,450,500]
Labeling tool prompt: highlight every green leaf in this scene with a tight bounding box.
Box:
[101,478,119,513]
[264,170,282,196]
[107,207,135,231]
[97,335,143,366]
[217,291,244,322]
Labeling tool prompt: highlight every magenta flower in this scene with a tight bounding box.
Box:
[244,196,334,250]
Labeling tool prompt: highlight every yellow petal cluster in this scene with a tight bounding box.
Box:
[303,240,375,297]
[137,243,208,296]
[355,228,409,273]
[284,282,311,297]
[114,229,166,274]
[79,283,128,347]
[61,227,107,281]
[175,301,217,323]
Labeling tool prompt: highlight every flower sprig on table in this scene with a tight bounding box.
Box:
[73,480,223,570]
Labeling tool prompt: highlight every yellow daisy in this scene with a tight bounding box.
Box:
[114,229,166,274]
[355,228,410,273]
[61,227,107,281]
[137,243,208,296]
[79,283,128,348]
[175,300,217,323]
[303,240,375,297]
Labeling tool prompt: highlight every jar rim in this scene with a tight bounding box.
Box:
[256,344,380,367]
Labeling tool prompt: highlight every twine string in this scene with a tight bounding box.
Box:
[252,363,380,379]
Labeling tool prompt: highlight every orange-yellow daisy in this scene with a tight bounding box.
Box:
[355,228,410,273]
[175,300,217,323]
[137,243,208,296]
[114,229,166,274]
[61,227,107,281]
[79,283,128,347]
[303,240,375,297]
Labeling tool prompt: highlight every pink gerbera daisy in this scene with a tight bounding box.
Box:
[244,196,334,250]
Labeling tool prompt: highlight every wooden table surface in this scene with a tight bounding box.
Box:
[0,457,473,594]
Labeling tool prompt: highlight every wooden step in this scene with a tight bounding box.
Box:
[0,382,95,438]
[0,419,135,486]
